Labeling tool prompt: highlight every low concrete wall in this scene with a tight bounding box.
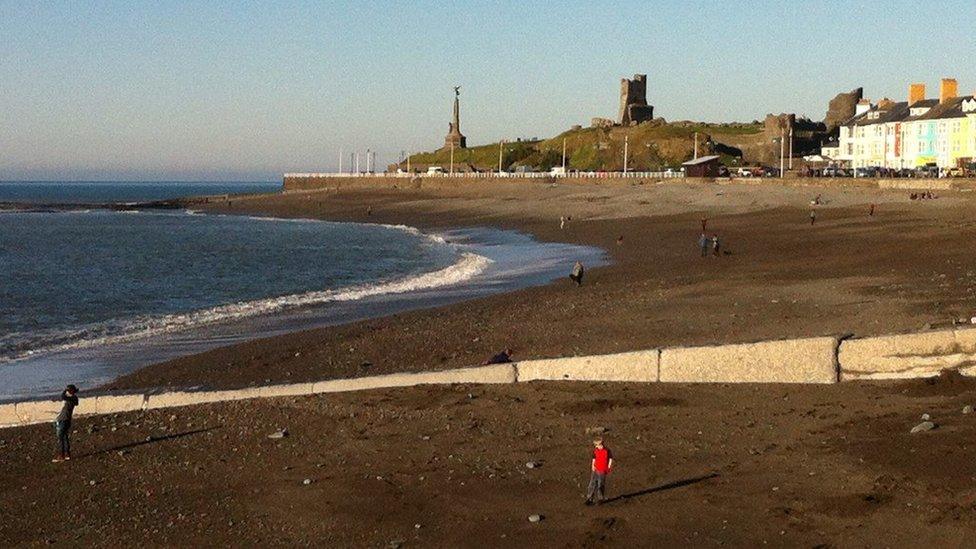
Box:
[516,351,659,382]
[145,387,264,411]
[256,383,316,398]
[838,328,976,381]
[93,394,148,415]
[878,179,954,191]
[311,364,517,394]
[15,400,65,424]
[659,337,839,384]
[0,403,20,427]
[14,327,976,430]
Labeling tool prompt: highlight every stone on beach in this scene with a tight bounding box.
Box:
[910,421,936,434]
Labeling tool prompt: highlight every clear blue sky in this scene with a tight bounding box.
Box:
[2,0,973,181]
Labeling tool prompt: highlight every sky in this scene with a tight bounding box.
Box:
[1,0,973,181]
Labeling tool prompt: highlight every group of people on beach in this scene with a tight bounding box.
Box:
[698,233,722,257]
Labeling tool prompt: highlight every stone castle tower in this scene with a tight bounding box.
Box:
[618,74,654,125]
[444,86,467,149]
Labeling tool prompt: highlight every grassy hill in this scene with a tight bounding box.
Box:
[403,122,762,172]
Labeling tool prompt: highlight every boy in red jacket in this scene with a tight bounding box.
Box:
[585,437,614,505]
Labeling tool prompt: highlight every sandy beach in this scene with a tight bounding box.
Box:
[107,179,976,391]
[7,179,976,546]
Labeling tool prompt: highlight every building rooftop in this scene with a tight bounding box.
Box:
[914,95,976,121]
[682,155,721,166]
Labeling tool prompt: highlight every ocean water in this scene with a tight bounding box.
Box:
[0,182,607,400]
[0,210,464,363]
[0,180,280,204]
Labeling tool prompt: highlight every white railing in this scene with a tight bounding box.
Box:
[284,170,686,179]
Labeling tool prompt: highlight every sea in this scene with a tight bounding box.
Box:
[0,181,606,401]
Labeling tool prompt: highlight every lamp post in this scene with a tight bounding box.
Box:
[788,127,793,171]
[623,135,629,175]
[779,129,785,178]
[450,141,455,175]
[562,138,567,173]
[366,148,371,173]
[498,140,505,173]
[694,132,699,160]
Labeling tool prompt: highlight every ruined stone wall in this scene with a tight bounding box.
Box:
[618,74,654,125]
[824,87,864,133]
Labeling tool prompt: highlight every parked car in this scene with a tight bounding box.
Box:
[854,167,880,178]
[823,167,849,177]
[947,167,966,178]
[426,166,444,174]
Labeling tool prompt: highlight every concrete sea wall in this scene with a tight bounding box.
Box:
[659,337,839,384]
[5,328,976,429]
[839,328,976,381]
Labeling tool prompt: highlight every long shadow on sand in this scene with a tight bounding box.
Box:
[604,472,719,504]
[76,426,221,459]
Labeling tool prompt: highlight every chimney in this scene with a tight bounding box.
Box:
[940,78,958,104]
[877,98,894,110]
[909,83,926,105]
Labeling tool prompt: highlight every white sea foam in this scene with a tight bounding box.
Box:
[0,250,492,364]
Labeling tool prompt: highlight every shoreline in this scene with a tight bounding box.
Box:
[0,207,605,401]
[97,178,976,393]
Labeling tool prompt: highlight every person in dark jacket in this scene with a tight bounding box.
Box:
[53,384,79,462]
[483,348,513,365]
[698,233,709,257]
[569,261,585,286]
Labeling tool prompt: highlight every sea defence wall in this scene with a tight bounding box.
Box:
[282,174,976,193]
[659,337,839,384]
[839,328,976,381]
[5,327,976,429]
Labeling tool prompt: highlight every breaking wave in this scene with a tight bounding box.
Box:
[0,234,491,364]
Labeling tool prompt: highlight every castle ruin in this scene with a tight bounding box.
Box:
[824,87,864,134]
[618,74,655,125]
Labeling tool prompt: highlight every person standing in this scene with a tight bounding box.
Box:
[53,384,79,462]
[711,235,721,257]
[698,233,709,257]
[560,216,566,230]
[809,209,817,226]
[585,438,614,505]
[569,261,585,286]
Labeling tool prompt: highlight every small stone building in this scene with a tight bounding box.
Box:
[682,155,722,178]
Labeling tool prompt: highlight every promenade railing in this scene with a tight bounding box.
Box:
[284,171,686,179]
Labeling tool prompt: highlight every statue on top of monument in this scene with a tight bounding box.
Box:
[454,85,461,97]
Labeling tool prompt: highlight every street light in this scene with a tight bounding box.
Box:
[623,135,629,175]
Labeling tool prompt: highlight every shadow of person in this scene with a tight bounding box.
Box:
[603,472,719,504]
[75,426,220,459]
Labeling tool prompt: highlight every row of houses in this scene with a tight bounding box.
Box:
[823,79,976,170]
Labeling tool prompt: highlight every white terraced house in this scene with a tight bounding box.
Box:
[835,79,976,170]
